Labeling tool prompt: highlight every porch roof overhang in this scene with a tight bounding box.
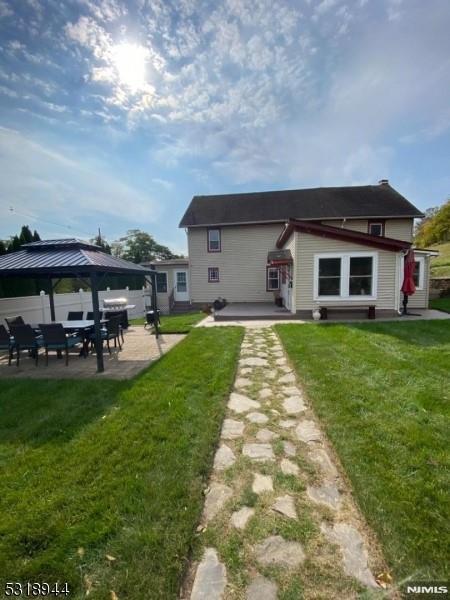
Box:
[267,249,293,266]
[276,219,412,252]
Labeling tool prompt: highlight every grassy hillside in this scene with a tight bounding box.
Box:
[430,241,450,277]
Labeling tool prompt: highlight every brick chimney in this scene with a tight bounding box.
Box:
[378,179,389,185]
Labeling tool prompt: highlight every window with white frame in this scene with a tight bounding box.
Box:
[156,272,167,293]
[207,229,221,252]
[314,253,378,300]
[413,256,425,290]
[208,267,220,282]
[368,222,384,237]
[267,267,280,291]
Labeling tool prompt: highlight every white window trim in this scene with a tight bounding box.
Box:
[267,267,280,291]
[155,271,168,294]
[414,256,425,290]
[368,222,384,236]
[313,252,378,301]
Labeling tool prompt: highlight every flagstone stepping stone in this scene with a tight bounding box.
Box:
[308,448,338,480]
[307,483,341,510]
[281,386,302,397]
[228,393,260,414]
[275,357,287,366]
[243,443,274,461]
[252,473,273,494]
[256,428,279,442]
[240,357,269,367]
[191,547,227,600]
[283,396,306,415]
[246,412,269,424]
[246,575,278,600]
[254,535,305,568]
[283,440,296,456]
[221,418,245,440]
[230,506,255,530]
[279,372,296,383]
[214,444,236,471]
[279,419,297,429]
[272,494,297,519]
[259,388,272,400]
[320,523,378,588]
[257,352,268,359]
[204,483,233,522]
[296,420,322,443]
[280,458,300,476]
[240,368,252,376]
[235,377,252,389]
[264,370,277,380]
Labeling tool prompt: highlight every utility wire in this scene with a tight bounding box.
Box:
[7,205,94,238]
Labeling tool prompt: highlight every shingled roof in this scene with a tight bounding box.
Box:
[179,183,424,227]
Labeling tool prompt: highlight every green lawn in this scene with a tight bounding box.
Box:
[276,321,450,582]
[130,311,205,333]
[430,241,450,277]
[0,327,243,599]
[430,296,450,313]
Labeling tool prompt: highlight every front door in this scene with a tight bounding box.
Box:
[174,270,189,301]
[281,264,292,311]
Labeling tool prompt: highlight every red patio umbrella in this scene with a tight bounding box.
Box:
[401,248,416,315]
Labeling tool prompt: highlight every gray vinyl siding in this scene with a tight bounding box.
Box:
[324,218,413,242]
[188,224,283,303]
[408,254,430,308]
[295,232,399,311]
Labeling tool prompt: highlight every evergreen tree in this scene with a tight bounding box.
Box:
[19,225,34,245]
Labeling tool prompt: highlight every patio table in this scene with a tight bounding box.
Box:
[32,320,107,357]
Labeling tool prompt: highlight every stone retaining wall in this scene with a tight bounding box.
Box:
[430,277,450,298]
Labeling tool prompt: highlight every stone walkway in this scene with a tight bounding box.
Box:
[184,327,386,599]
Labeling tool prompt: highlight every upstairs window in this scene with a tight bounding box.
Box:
[267,267,280,291]
[368,221,384,237]
[207,229,221,252]
[156,272,168,293]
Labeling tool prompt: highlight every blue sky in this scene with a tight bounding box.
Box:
[0,0,449,254]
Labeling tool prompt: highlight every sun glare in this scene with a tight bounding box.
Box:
[111,43,148,92]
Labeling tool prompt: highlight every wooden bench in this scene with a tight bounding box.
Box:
[320,305,376,320]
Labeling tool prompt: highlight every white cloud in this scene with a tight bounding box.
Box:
[0,0,12,18]
[0,127,160,229]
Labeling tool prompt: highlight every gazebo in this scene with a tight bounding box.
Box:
[0,239,158,372]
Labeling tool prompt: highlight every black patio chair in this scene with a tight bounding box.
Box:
[90,315,122,354]
[9,324,43,367]
[5,315,25,331]
[67,311,83,321]
[0,324,14,366]
[39,323,82,366]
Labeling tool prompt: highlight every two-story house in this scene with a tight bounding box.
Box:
[178,180,431,318]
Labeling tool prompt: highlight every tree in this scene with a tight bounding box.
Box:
[415,199,450,247]
[115,229,179,264]
[0,240,6,256]
[91,232,111,254]
[19,225,34,245]
[32,230,41,242]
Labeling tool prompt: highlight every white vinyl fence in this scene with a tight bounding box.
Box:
[0,288,152,326]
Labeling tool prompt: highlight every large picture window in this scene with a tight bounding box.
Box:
[314,253,378,300]
[207,229,221,252]
[267,267,280,291]
[318,258,341,296]
[156,272,167,293]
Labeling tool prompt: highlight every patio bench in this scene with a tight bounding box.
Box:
[319,305,376,320]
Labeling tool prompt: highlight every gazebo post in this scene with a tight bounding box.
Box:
[90,272,104,373]
[48,278,56,322]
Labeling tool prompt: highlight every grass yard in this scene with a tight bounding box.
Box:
[0,327,243,599]
[430,296,450,313]
[430,241,450,277]
[276,321,450,583]
[130,311,205,333]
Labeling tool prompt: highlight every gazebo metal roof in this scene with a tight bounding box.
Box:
[0,239,152,278]
[0,239,158,372]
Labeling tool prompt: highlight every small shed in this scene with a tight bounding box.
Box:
[0,239,158,372]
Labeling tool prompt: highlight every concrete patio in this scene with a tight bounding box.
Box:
[0,326,185,379]
[214,302,295,321]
